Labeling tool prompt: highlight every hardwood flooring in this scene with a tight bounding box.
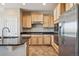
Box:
[28,45,58,56]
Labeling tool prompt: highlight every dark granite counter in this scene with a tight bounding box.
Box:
[0,36,19,39]
[0,36,30,46]
[20,32,58,35]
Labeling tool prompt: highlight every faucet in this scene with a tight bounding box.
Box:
[1,27,10,44]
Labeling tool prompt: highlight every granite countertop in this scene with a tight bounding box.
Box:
[0,35,30,46]
[0,36,19,39]
[20,32,57,35]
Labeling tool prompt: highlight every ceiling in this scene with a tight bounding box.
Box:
[0,3,57,11]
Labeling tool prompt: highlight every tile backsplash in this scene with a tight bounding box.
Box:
[23,23,54,32]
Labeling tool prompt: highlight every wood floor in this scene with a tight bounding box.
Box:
[28,45,58,56]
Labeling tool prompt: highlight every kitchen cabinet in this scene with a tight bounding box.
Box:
[43,15,49,27]
[60,3,66,15]
[51,35,59,53]
[22,14,32,28]
[23,15,27,28]
[54,8,57,23]
[43,15,54,28]
[31,36,37,45]
[29,37,32,45]
[43,35,51,44]
[50,16,54,27]
[38,35,43,44]
[31,12,43,24]
[56,4,60,20]
[29,35,51,45]
[66,3,74,11]
[54,3,66,24]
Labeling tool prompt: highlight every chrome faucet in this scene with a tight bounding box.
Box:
[1,27,10,44]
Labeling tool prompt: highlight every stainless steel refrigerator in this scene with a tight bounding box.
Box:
[59,5,79,56]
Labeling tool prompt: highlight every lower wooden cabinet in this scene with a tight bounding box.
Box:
[43,35,51,44]
[29,38,32,45]
[31,36,37,44]
[29,35,51,45]
[38,35,43,44]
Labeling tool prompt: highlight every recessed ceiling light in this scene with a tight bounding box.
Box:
[43,3,46,5]
[22,3,26,5]
[1,3,5,5]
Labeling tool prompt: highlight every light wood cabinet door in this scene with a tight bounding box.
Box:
[22,14,31,28]
[31,13,43,23]
[38,35,43,44]
[43,15,50,27]
[43,35,51,44]
[23,15,27,27]
[49,16,54,27]
[54,8,57,22]
[54,3,66,24]
[29,35,51,45]
[60,3,66,15]
[43,15,54,28]
[66,3,74,11]
[31,36,37,45]
[26,15,32,28]
[29,38,32,45]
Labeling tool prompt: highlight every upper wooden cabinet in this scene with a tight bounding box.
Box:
[22,13,32,28]
[50,16,54,27]
[43,15,50,27]
[31,12,43,24]
[66,3,74,11]
[54,3,66,24]
[60,3,66,15]
[54,8,57,22]
[43,15,54,28]
[54,3,74,24]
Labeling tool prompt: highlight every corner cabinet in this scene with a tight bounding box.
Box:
[22,13,32,28]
